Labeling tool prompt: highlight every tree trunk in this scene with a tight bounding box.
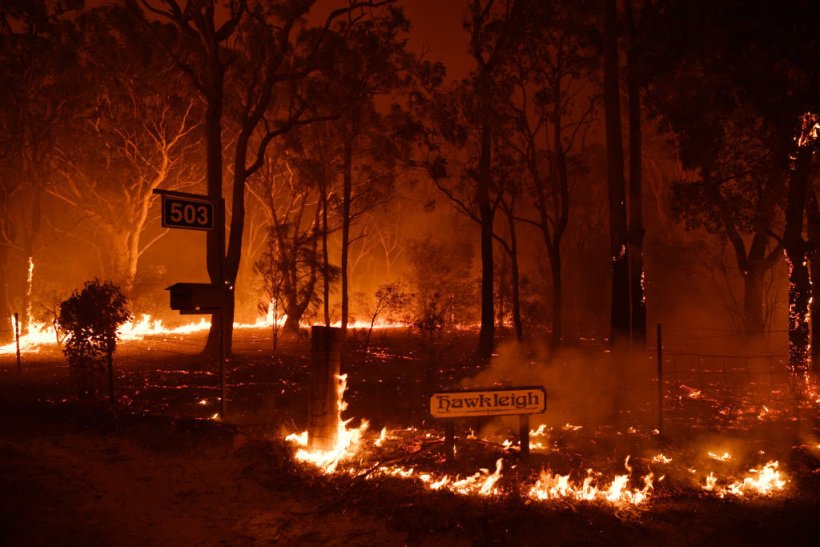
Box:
[784,146,812,372]
[321,174,331,326]
[203,56,227,358]
[625,0,646,348]
[477,123,495,359]
[742,265,766,336]
[549,245,562,351]
[604,0,631,346]
[341,139,353,334]
[507,209,523,342]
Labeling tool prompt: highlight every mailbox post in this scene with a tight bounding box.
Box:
[165,283,231,418]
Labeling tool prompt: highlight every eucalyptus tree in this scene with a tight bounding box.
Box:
[51,5,199,297]
[128,0,394,356]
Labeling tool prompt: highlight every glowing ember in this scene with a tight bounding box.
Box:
[708,451,733,462]
[702,461,788,498]
[653,453,672,464]
[562,423,583,432]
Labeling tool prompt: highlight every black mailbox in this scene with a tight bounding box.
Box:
[166,283,230,314]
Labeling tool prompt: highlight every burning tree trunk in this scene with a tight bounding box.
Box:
[604,0,631,346]
[807,188,820,367]
[783,143,813,371]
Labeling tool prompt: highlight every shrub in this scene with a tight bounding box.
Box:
[59,280,131,401]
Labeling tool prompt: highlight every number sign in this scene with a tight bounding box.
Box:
[161,195,214,231]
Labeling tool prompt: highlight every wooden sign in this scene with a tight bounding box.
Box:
[430,386,546,418]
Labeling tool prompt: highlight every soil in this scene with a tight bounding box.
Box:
[2,328,820,546]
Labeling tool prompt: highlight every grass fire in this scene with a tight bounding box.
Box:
[3,0,820,545]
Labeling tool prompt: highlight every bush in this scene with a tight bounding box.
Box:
[59,280,131,401]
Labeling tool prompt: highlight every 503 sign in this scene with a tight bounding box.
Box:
[161,195,214,231]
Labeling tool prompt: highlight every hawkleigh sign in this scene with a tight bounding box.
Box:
[430,386,546,418]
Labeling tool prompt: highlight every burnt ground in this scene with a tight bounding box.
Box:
[2,327,820,546]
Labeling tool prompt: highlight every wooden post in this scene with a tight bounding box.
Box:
[309,325,342,451]
[14,312,23,374]
[657,323,664,436]
[519,414,530,459]
[444,421,455,462]
[14,312,21,374]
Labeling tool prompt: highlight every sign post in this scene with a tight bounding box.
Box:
[154,189,229,419]
[430,386,546,461]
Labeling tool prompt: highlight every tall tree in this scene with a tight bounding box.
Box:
[428,0,524,359]
[624,0,646,345]
[502,0,597,351]
[603,0,630,345]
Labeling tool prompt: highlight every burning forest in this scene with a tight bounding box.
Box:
[3,0,820,545]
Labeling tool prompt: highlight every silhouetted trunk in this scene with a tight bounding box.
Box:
[507,209,523,342]
[742,264,766,336]
[549,245,562,351]
[604,0,630,346]
[203,51,227,358]
[625,0,645,348]
[477,123,495,359]
[341,139,353,334]
[784,146,812,372]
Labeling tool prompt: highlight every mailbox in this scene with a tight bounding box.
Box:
[166,283,230,314]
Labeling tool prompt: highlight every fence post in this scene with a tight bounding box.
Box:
[657,323,664,437]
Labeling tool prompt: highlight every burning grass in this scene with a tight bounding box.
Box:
[283,374,794,511]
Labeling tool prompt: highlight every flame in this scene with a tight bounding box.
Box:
[708,451,732,462]
[652,453,672,464]
[527,457,653,506]
[285,374,369,473]
[374,427,387,447]
[702,461,787,498]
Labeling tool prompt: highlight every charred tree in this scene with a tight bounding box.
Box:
[784,156,811,370]
[625,0,645,347]
[784,116,818,372]
[477,123,496,358]
[604,0,630,345]
[806,187,820,367]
